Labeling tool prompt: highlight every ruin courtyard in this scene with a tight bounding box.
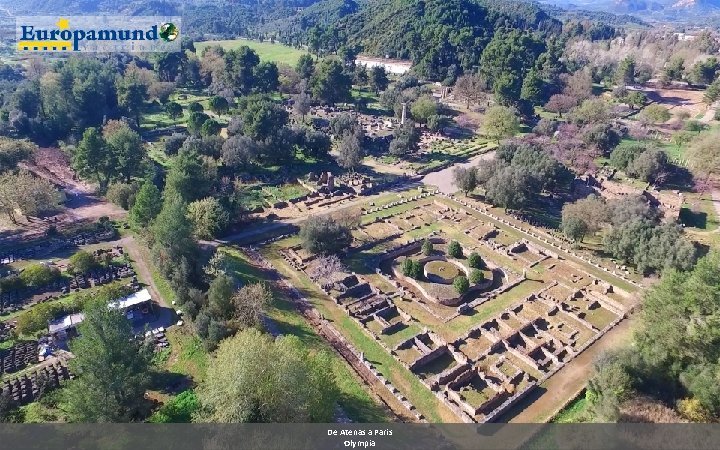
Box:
[265,190,642,423]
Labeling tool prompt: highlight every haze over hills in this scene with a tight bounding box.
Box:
[540,0,720,22]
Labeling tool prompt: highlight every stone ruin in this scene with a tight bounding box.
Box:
[1,341,38,375]
[0,362,72,407]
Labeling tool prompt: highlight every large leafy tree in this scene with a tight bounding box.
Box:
[129,181,162,229]
[224,46,261,94]
[311,59,351,105]
[300,214,353,255]
[72,127,115,189]
[61,296,152,422]
[479,30,545,105]
[482,106,520,143]
[196,329,338,423]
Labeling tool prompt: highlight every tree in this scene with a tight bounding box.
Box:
[196,329,338,422]
[187,197,229,240]
[604,219,696,274]
[453,166,478,195]
[208,96,229,115]
[295,54,315,81]
[570,98,610,126]
[253,61,280,93]
[104,122,144,183]
[72,127,114,189]
[562,215,589,242]
[300,129,331,159]
[447,240,462,258]
[610,143,647,171]
[483,166,533,210]
[61,298,152,422]
[520,68,545,105]
[561,195,611,236]
[454,74,487,109]
[300,214,353,255]
[223,46,261,94]
[686,130,720,182]
[0,137,35,173]
[68,250,97,275]
[586,351,635,422]
[235,96,289,141]
[468,253,483,269]
[389,121,420,156]
[293,92,312,121]
[544,94,577,118]
[164,149,214,203]
[200,119,221,137]
[336,131,363,171]
[482,106,519,143]
[453,275,469,295]
[640,104,671,125]
[222,135,259,168]
[232,283,272,328]
[665,56,685,82]
[106,182,138,210]
[422,239,433,256]
[150,196,197,274]
[310,59,351,105]
[564,69,593,100]
[188,102,204,113]
[116,72,148,126]
[129,181,162,229]
[369,66,389,94]
[627,148,668,184]
[20,263,60,287]
[0,171,63,224]
[624,91,647,110]
[402,258,423,279]
[469,269,484,284]
[689,57,718,86]
[704,80,720,105]
[410,96,438,124]
[207,273,234,320]
[615,57,636,87]
[187,111,210,136]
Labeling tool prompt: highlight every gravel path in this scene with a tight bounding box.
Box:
[421,150,496,194]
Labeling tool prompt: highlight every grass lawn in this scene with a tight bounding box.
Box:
[195,39,310,66]
[551,392,590,423]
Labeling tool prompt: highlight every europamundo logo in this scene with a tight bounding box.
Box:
[16,16,182,53]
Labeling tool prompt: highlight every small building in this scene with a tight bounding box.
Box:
[48,312,85,339]
[109,288,154,321]
[48,288,154,337]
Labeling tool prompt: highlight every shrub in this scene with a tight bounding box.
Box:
[20,263,60,288]
[421,239,433,256]
[106,182,138,210]
[148,390,199,423]
[469,269,484,284]
[453,275,469,295]
[402,259,422,279]
[300,215,353,255]
[68,250,98,275]
[447,240,462,258]
[467,252,483,269]
[188,102,203,113]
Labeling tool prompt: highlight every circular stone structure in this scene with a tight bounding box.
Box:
[424,260,461,284]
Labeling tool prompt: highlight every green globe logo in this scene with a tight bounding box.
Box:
[159,22,179,42]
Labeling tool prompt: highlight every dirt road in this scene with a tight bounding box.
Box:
[422,151,496,194]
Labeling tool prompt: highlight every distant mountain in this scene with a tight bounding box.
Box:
[539,0,720,21]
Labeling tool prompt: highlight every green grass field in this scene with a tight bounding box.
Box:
[195,39,310,66]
